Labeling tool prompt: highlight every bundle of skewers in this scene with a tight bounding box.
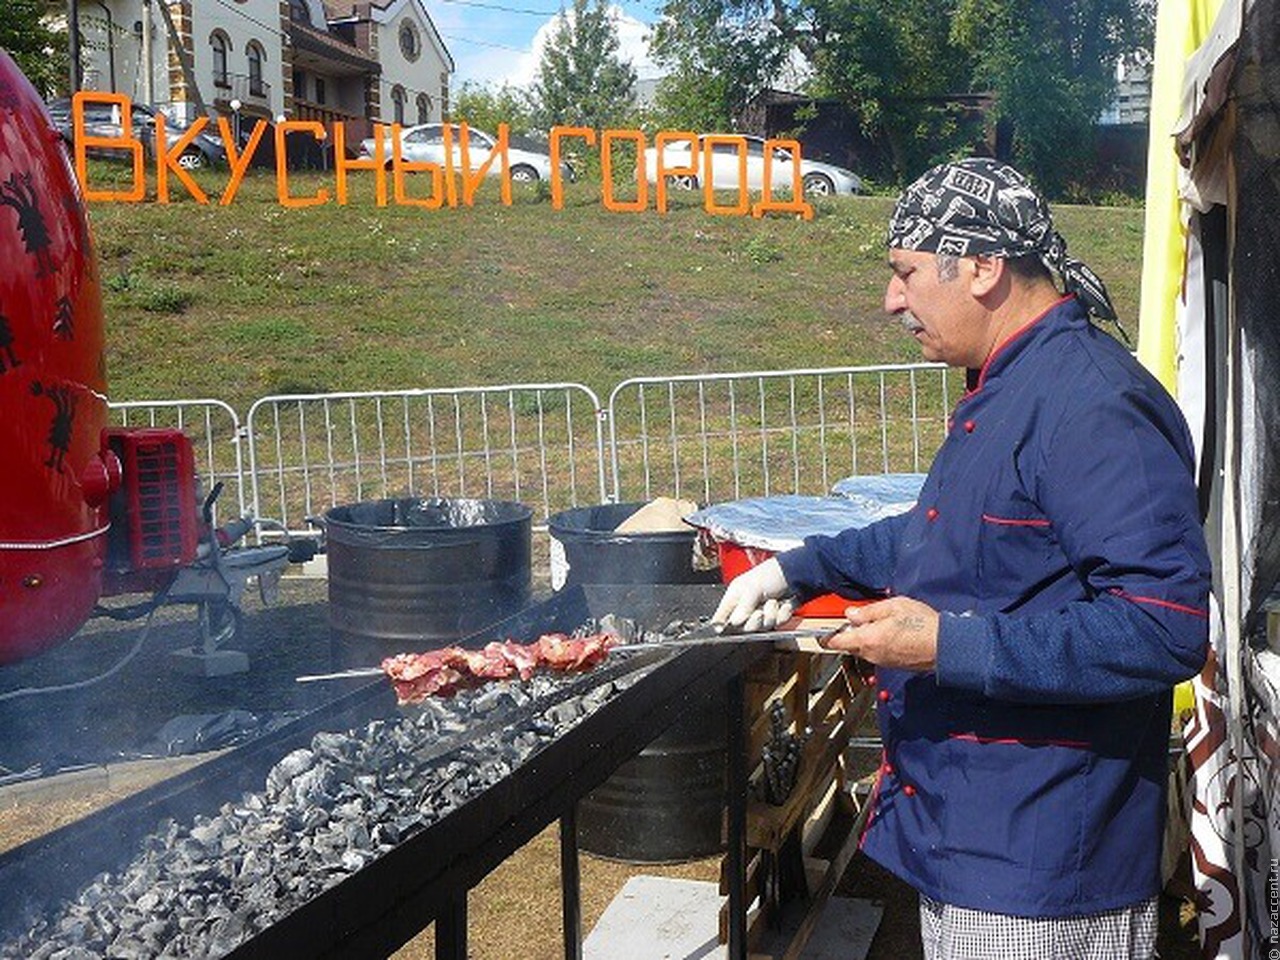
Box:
[759,698,809,806]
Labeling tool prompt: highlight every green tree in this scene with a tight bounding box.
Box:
[647,0,791,130]
[648,0,1151,192]
[802,0,977,178]
[952,0,1153,194]
[0,0,68,97]
[533,0,638,130]
[648,70,733,132]
[451,81,538,138]
[649,0,976,178]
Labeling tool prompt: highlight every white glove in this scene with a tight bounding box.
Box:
[712,558,795,632]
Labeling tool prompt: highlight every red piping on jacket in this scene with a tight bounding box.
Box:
[1110,588,1209,619]
[949,732,1091,749]
[965,294,1075,398]
[981,514,1051,527]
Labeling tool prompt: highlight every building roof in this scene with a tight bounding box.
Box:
[287,19,381,73]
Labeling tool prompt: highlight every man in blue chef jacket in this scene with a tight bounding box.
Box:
[714,158,1211,960]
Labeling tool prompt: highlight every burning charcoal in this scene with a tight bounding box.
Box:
[596,613,640,642]
[343,819,371,850]
[106,932,148,958]
[506,684,532,708]
[581,682,615,710]
[529,716,556,737]
[311,730,356,762]
[55,914,92,943]
[470,686,509,715]
[265,748,315,799]
[289,763,334,807]
[339,849,369,873]
[300,805,329,832]
[189,821,221,849]
[545,701,582,726]
[137,918,170,944]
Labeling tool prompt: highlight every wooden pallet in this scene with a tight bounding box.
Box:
[718,621,876,958]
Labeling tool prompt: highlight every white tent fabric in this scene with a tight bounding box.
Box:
[1172,1,1280,955]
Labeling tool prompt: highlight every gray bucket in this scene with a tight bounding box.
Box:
[577,690,726,863]
[324,498,532,661]
[547,502,719,590]
[551,503,726,862]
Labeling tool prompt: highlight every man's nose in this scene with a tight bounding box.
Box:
[884,276,905,313]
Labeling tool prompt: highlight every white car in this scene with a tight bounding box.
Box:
[642,134,861,197]
[358,123,573,183]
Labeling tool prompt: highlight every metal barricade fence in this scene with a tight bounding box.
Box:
[108,398,246,525]
[244,384,609,535]
[607,363,954,504]
[106,363,951,542]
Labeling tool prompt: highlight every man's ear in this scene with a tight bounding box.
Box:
[969,254,1004,297]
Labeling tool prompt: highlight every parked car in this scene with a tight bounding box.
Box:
[45,98,226,170]
[358,123,574,183]
[642,134,862,197]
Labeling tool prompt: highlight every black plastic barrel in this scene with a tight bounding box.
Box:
[325,498,532,662]
[549,502,726,862]
[547,502,719,591]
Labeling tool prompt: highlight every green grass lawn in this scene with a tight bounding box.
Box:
[82,164,1145,411]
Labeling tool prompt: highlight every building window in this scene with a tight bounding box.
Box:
[211,31,230,88]
[315,77,326,106]
[292,69,306,101]
[391,85,407,125]
[247,41,265,97]
[416,92,431,124]
[289,0,310,24]
[399,21,421,62]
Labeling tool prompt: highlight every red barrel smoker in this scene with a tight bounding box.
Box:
[0,50,123,663]
[0,52,289,669]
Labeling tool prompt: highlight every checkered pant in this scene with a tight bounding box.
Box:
[918,894,1159,960]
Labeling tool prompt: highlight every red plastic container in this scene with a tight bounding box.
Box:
[715,540,866,618]
[105,428,199,572]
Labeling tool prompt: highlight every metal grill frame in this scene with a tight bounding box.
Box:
[0,585,761,960]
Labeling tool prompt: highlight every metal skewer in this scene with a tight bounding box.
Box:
[296,667,386,683]
[294,626,846,683]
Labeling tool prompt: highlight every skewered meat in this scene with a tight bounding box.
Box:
[381,633,617,704]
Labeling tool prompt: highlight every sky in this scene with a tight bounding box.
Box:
[430,0,665,89]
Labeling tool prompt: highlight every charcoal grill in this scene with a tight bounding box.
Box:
[0,584,763,959]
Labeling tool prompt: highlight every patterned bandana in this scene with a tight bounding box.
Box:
[886,157,1118,323]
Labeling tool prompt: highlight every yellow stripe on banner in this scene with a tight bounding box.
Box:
[1136,0,1225,394]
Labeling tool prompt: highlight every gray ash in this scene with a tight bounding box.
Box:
[3,668,645,959]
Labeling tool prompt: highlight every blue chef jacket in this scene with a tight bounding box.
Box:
[778,296,1211,917]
